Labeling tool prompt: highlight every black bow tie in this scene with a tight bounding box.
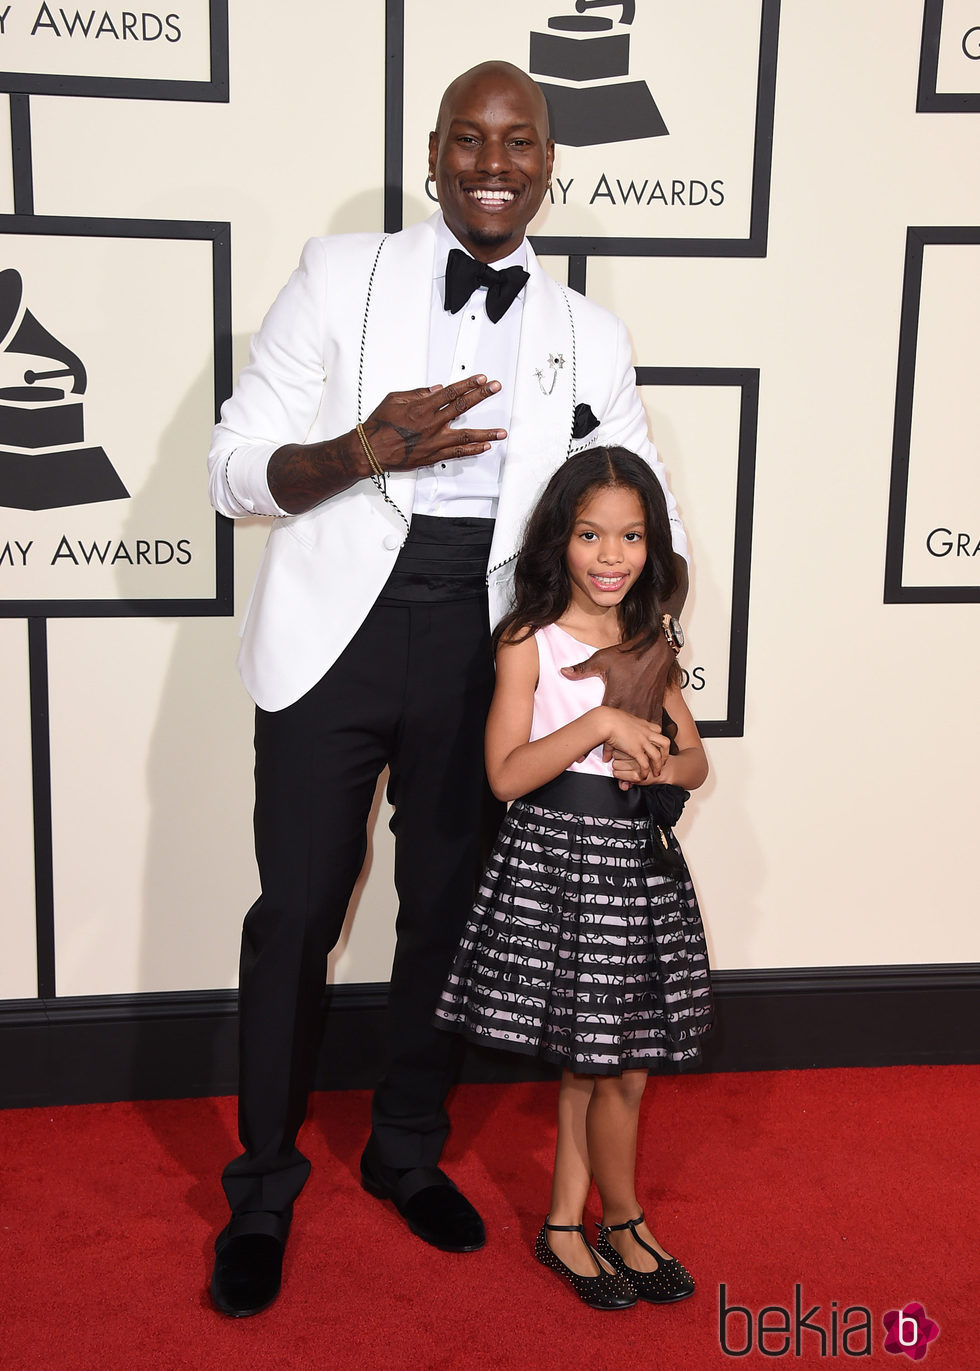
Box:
[444,248,529,324]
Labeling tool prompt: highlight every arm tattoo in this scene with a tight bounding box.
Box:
[267,430,368,515]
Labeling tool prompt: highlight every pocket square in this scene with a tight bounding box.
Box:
[572,403,600,440]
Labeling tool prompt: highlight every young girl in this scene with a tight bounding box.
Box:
[435,447,712,1311]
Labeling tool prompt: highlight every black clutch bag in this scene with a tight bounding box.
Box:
[642,707,689,871]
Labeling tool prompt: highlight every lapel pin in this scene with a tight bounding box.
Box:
[535,352,565,396]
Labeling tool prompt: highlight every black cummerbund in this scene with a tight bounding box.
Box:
[378,513,495,604]
[523,769,647,819]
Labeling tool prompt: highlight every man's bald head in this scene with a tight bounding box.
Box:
[434,62,551,139]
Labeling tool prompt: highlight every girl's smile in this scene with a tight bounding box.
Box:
[588,572,629,593]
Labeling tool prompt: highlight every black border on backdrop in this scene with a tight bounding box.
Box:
[0,0,229,103]
[637,367,757,737]
[0,212,234,618]
[917,0,980,113]
[385,0,781,257]
[884,226,980,604]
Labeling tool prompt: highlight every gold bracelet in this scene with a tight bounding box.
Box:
[356,422,385,479]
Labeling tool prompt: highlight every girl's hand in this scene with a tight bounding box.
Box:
[598,707,670,781]
[611,749,677,789]
[613,683,709,792]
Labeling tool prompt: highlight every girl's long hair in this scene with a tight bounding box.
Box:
[495,446,679,650]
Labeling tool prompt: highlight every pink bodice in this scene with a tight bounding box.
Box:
[529,622,613,777]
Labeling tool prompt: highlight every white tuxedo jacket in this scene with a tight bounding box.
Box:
[208,215,686,712]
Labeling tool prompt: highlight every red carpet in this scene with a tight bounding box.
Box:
[2,1066,975,1369]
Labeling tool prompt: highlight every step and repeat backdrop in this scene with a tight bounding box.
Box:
[0,1,977,1003]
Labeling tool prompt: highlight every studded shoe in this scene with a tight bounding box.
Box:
[534,1220,637,1310]
[595,1213,695,1303]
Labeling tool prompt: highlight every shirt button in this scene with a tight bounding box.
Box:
[440,463,447,469]
[382,533,401,551]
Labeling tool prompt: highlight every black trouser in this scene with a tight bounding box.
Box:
[221,519,499,1225]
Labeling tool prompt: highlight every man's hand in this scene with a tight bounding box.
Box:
[562,631,676,767]
[362,375,504,472]
[268,374,504,514]
[663,553,689,619]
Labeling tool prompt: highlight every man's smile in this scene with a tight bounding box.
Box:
[466,188,517,207]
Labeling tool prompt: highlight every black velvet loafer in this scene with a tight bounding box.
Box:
[210,1229,285,1317]
[360,1145,486,1252]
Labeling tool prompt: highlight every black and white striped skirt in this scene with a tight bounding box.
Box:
[435,773,713,1075]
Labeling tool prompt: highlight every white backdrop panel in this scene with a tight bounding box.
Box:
[401,0,766,244]
[902,242,980,589]
[0,617,37,998]
[0,231,218,604]
[0,1,213,82]
[0,98,13,214]
[639,381,742,722]
[935,0,980,94]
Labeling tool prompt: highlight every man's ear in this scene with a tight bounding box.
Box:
[546,139,556,182]
[427,131,438,180]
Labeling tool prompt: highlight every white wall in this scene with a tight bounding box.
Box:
[1,1,977,999]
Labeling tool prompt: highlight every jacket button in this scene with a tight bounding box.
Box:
[382,533,401,551]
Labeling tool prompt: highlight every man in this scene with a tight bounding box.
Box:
[207,60,688,1317]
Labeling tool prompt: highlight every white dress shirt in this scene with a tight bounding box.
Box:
[412,216,526,519]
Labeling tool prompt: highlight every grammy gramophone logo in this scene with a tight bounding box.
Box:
[0,267,129,512]
[530,0,668,146]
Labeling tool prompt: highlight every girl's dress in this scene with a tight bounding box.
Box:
[435,622,712,1075]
